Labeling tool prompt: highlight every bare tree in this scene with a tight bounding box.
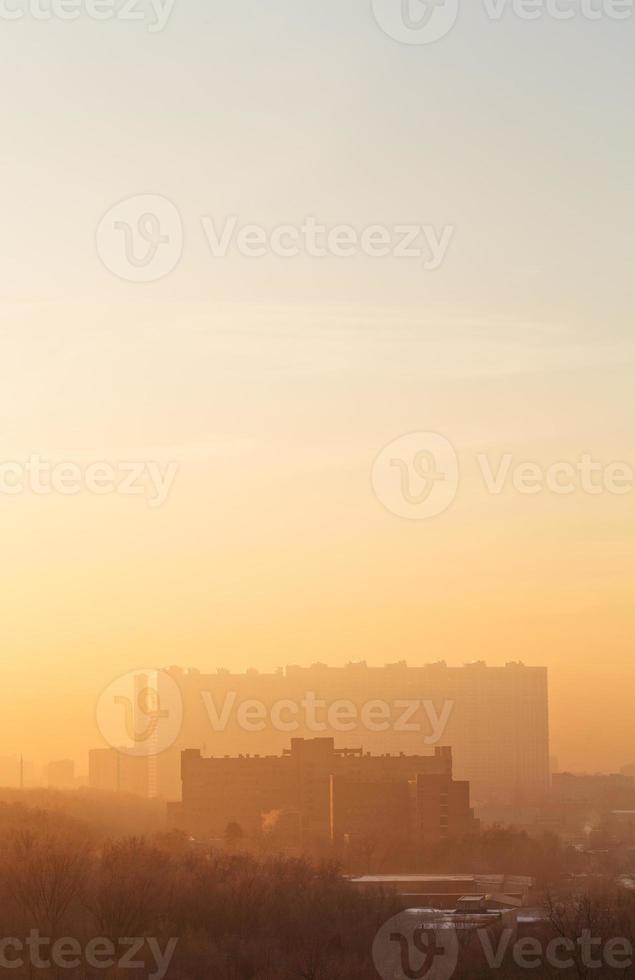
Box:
[4,829,89,935]
[85,836,170,939]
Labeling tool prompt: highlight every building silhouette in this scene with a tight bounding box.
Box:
[169,738,476,847]
[156,660,549,807]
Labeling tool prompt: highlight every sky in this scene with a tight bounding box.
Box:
[0,0,633,775]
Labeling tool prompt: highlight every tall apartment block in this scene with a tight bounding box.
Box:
[170,738,476,846]
[156,661,549,807]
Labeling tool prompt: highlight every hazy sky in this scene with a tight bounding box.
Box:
[0,0,633,774]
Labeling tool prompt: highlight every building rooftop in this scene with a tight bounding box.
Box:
[166,661,546,678]
[351,874,476,884]
[350,873,533,886]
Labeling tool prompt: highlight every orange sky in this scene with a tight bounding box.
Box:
[1,3,633,780]
[1,305,633,777]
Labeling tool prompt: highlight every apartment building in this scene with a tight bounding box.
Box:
[170,738,476,847]
[156,660,549,806]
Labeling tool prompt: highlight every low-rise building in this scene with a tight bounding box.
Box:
[46,759,75,789]
[350,873,533,909]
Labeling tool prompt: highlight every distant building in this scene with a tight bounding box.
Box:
[550,771,635,832]
[157,661,550,807]
[46,759,75,789]
[552,771,635,807]
[609,811,635,842]
[88,748,149,797]
[170,738,476,847]
[0,756,21,788]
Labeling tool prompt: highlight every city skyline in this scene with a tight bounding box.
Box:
[3,651,634,777]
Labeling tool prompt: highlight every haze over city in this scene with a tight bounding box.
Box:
[1,3,634,977]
